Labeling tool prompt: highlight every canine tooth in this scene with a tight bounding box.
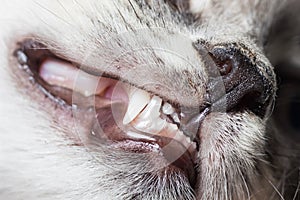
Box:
[123,88,151,125]
[137,96,162,119]
[132,96,166,134]
[162,102,175,115]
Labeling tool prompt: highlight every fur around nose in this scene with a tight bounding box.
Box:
[194,41,274,118]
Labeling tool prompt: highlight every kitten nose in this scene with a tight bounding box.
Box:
[195,43,275,118]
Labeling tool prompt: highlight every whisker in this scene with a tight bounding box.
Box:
[292,168,300,200]
[33,0,73,26]
[266,178,285,200]
[237,165,250,200]
[56,0,75,24]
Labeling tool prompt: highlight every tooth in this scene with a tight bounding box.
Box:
[40,58,78,89]
[40,58,114,96]
[185,137,192,144]
[190,143,197,150]
[162,102,175,115]
[137,96,162,119]
[171,113,180,123]
[16,50,28,65]
[172,130,194,150]
[132,96,166,134]
[74,71,103,96]
[166,123,178,134]
[133,117,166,135]
[123,88,151,125]
[173,130,186,143]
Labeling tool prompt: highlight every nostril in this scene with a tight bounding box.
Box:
[208,50,233,76]
[194,42,275,118]
[218,60,233,76]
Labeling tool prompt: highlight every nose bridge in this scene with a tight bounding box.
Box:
[193,41,275,118]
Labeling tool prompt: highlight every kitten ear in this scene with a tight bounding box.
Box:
[266,0,300,139]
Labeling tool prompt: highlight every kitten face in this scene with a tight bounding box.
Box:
[0,0,299,199]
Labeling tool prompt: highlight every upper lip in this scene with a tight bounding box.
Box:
[16,39,211,144]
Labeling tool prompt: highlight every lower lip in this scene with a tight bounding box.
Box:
[89,103,197,186]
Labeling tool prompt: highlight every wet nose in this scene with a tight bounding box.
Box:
[194,42,275,118]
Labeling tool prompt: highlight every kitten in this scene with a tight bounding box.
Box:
[0,0,299,199]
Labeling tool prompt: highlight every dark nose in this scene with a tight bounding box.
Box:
[194,42,275,118]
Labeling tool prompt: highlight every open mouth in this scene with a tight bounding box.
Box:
[14,39,211,187]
